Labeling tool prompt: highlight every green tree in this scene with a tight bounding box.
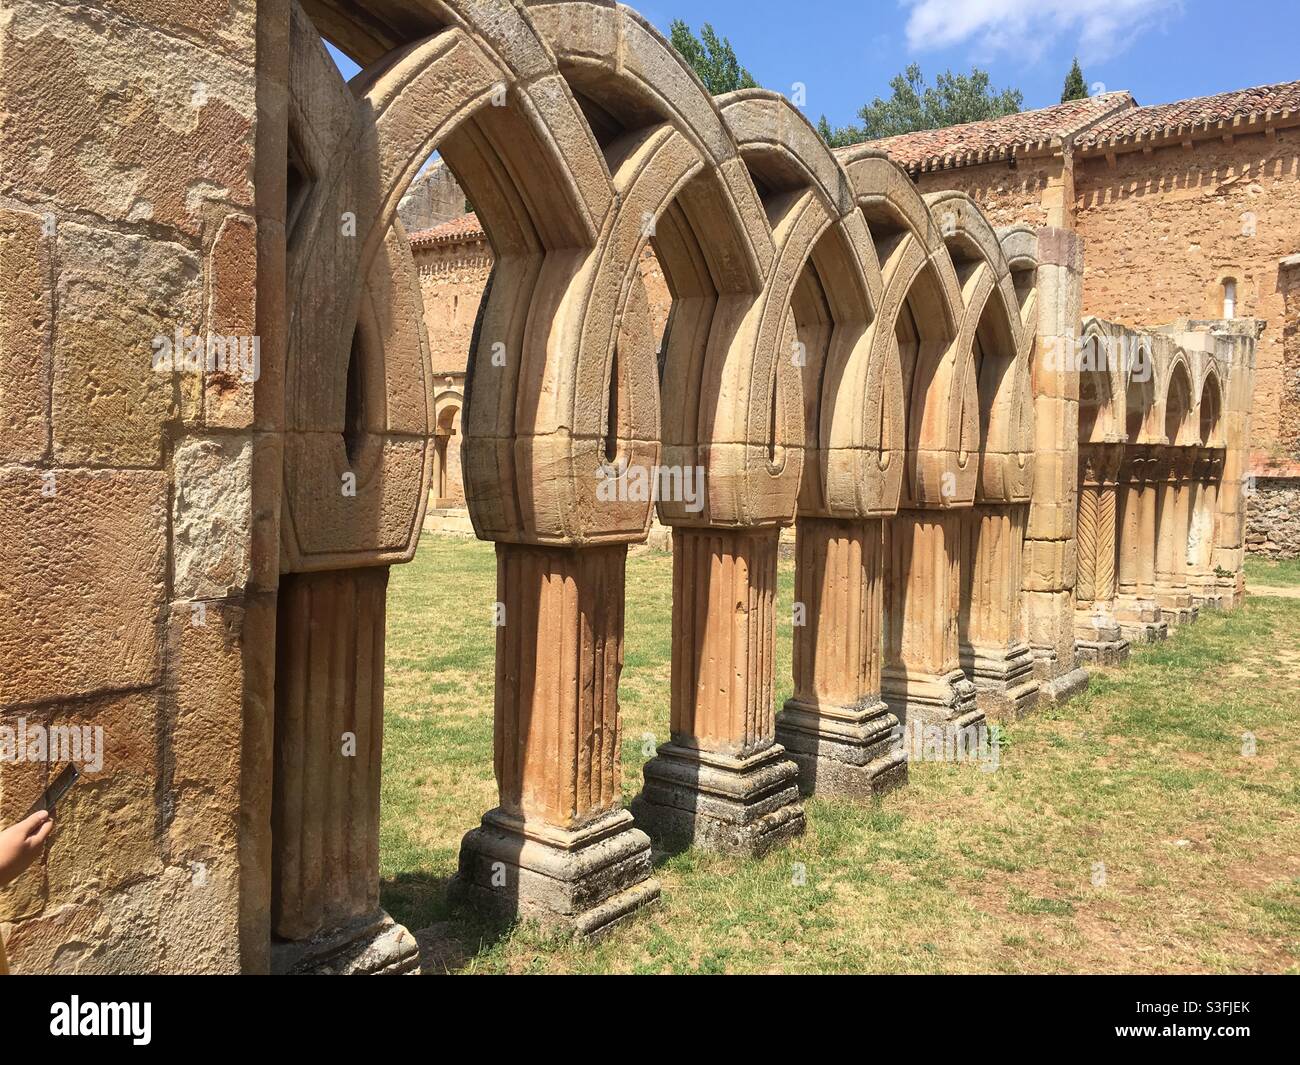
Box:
[819,64,1023,147]
[1061,57,1087,103]
[669,19,758,96]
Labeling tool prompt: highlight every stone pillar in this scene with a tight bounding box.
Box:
[959,505,1039,719]
[775,518,906,798]
[882,510,980,729]
[1155,448,1197,625]
[636,527,805,856]
[458,543,661,936]
[1023,228,1089,702]
[1189,451,1225,607]
[1075,444,1130,664]
[271,568,420,974]
[1113,448,1168,642]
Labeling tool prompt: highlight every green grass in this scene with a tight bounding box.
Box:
[1244,555,1300,587]
[381,536,1300,974]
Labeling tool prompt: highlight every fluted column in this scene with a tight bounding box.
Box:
[775,517,906,798]
[1155,447,1197,624]
[882,510,980,729]
[271,567,420,973]
[959,505,1039,718]
[1114,449,1169,642]
[636,527,805,856]
[1075,444,1129,663]
[458,543,660,935]
[1189,450,1225,607]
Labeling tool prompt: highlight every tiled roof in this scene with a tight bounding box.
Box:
[862,80,1300,173]
[409,212,485,246]
[863,92,1133,173]
[1078,80,1300,148]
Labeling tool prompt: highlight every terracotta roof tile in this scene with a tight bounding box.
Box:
[408,212,485,246]
[1078,80,1300,147]
[864,92,1133,173]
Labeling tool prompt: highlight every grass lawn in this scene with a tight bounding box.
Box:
[1244,555,1300,588]
[380,536,1300,974]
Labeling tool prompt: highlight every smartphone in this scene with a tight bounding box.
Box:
[25,763,80,819]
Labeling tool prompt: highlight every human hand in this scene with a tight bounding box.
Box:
[0,811,55,888]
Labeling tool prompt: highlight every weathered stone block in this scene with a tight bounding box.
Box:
[0,469,166,706]
[53,223,201,467]
[0,208,51,464]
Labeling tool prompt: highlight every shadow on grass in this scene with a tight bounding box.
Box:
[381,870,520,974]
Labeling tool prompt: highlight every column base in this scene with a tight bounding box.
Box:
[1191,590,1225,611]
[1156,592,1199,627]
[634,742,806,857]
[1114,597,1169,643]
[1029,648,1091,704]
[883,667,983,730]
[962,643,1040,721]
[270,910,420,975]
[775,697,908,799]
[1074,612,1132,666]
[456,808,661,938]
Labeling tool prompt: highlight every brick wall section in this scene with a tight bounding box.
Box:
[1074,128,1300,464]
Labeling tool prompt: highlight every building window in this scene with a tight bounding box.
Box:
[1222,278,1237,319]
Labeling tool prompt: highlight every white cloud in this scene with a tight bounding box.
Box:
[902,0,1183,64]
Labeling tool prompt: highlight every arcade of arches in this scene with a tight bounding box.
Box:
[0,0,1256,973]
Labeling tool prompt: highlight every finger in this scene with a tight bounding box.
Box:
[19,810,51,834]
[29,818,55,847]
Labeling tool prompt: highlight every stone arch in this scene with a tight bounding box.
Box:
[1123,337,1158,444]
[841,151,970,510]
[432,389,464,506]
[926,191,1035,504]
[1198,364,1225,447]
[529,3,806,529]
[1079,318,1122,444]
[717,91,896,519]
[1163,353,1195,445]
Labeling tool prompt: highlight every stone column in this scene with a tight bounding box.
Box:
[1155,447,1197,625]
[1189,451,1224,607]
[882,510,980,729]
[959,505,1039,719]
[271,567,420,974]
[636,527,805,857]
[775,517,906,798]
[458,543,660,935]
[1075,443,1130,664]
[1114,448,1168,642]
[1022,228,1089,702]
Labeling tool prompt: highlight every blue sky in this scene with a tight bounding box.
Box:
[328,0,1297,129]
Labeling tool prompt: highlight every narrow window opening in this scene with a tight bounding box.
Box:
[1222,278,1237,319]
[603,346,620,463]
[344,329,365,464]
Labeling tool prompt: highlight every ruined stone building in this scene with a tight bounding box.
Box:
[416,81,1300,556]
[0,0,1259,974]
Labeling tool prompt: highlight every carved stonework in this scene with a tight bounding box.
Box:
[636,528,806,857]
[776,518,907,798]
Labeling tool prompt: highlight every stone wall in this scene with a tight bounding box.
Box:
[397,161,466,234]
[1074,128,1300,464]
[0,0,266,973]
[913,155,1067,230]
[1246,474,1300,559]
